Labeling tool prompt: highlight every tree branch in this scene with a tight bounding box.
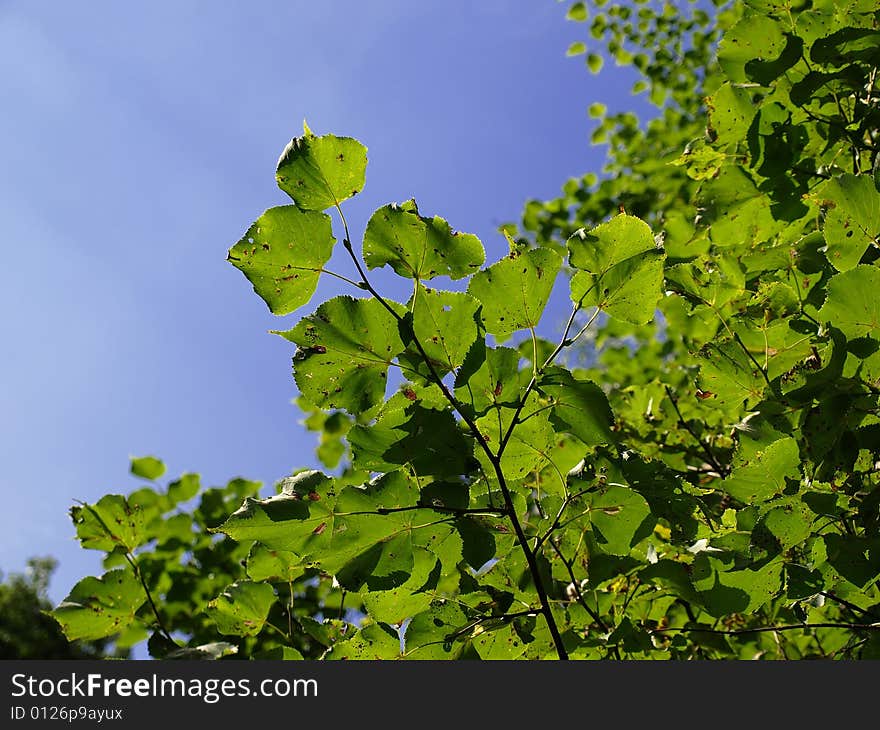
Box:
[332,202,569,660]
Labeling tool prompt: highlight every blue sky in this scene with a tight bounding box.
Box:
[0,1,651,606]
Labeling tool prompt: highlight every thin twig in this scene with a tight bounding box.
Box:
[653,622,880,636]
[374,504,508,517]
[548,538,609,633]
[123,553,175,644]
[79,501,175,644]
[820,591,880,621]
[663,385,729,476]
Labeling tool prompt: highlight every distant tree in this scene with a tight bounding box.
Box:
[0,557,120,659]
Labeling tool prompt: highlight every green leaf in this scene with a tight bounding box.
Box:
[255,647,304,660]
[275,296,406,414]
[275,127,367,211]
[454,345,527,415]
[360,548,440,624]
[218,471,462,580]
[403,601,471,659]
[589,485,654,556]
[206,581,276,637]
[566,41,587,57]
[568,214,664,325]
[52,569,145,641]
[348,404,475,478]
[410,288,482,374]
[813,175,880,271]
[692,555,783,617]
[130,455,166,481]
[475,395,555,480]
[566,2,588,22]
[754,498,813,553]
[819,266,880,341]
[167,473,200,505]
[245,543,304,583]
[363,200,484,281]
[707,82,756,148]
[335,532,414,592]
[326,623,401,660]
[671,138,727,181]
[822,535,880,589]
[721,437,800,503]
[467,247,562,339]
[717,12,786,83]
[472,622,528,659]
[227,206,335,316]
[537,366,614,445]
[697,337,768,409]
[70,494,158,553]
[587,53,604,73]
[698,166,779,248]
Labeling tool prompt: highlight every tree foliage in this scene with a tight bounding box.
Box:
[52,0,880,659]
[0,558,118,659]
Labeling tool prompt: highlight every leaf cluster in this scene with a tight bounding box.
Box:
[52,0,880,659]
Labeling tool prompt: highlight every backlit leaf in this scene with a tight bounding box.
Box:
[721,437,800,503]
[276,127,367,211]
[467,247,562,338]
[206,581,276,637]
[275,296,406,414]
[52,569,145,641]
[130,455,166,481]
[813,175,880,271]
[568,214,664,324]
[363,200,484,280]
[537,366,614,445]
[819,266,880,341]
[227,206,335,315]
[410,288,482,374]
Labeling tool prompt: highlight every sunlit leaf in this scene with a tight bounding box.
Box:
[206,581,277,637]
[227,206,335,315]
[568,214,664,324]
[52,570,145,641]
[467,247,562,338]
[275,296,406,415]
[363,200,484,280]
[276,126,367,211]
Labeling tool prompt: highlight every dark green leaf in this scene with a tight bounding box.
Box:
[348,404,475,478]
